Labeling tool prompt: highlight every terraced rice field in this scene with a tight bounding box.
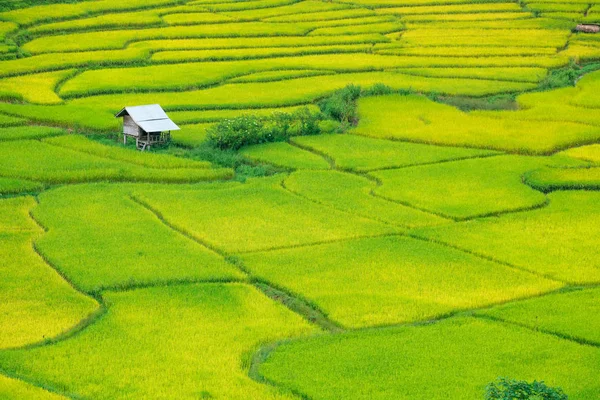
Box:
[0,0,599,398]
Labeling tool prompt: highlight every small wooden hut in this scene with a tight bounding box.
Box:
[115,104,180,151]
[576,24,600,33]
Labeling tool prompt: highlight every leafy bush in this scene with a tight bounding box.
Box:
[206,107,322,150]
[318,84,361,124]
[485,378,568,400]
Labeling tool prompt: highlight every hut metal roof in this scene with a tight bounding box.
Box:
[115,104,180,132]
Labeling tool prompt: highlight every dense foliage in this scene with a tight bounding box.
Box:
[206,107,323,150]
[486,378,568,400]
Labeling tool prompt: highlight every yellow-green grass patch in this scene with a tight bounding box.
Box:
[0,114,26,127]
[378,46,557,57]
[0,283,319,399]
[561,44,600,62]
[542,11,584,19]
[393,67,548,83]
[0,21,17,40]
[133,178,396,253]
[243,236,561,328]
[150,43,372,63]
[0,103,119,132]
[399,29,569,48]
[283,170,448,227]
[526,2,588,12]
[559,144,600,164]
[370,155,583,220]
[22,23,312,54]
[42,135,211,169]
[525,166,600,191]
[241,142,331,170]
[402,12,532,22]
[413,191,600,284]
[68,72,538,114]
[375,3,522,15]
[291,133,498,171]
[171,123,214,147]
[265,8,375,22]
[0,374,67,399]
[309,21,403,35]
[333,0,513,6]
[0,70,75,105]
[479,287,600,345]
[0,49,150,78]
[0,178,44,195]
[229,69,335,82]
[162,12,238,25]
[200,0,298,12]
[0,126,65,141]
[0,0,184,25]
[29,10,167,34]
[0,140,232,184]
[404,17,576,30]
[169,105,320,124]
[0,196,99,349]
[219,0,351,20]
[258,316,600,399]
[569,70,600,108]
[352,94,600,154]
[34,184,243,292]
[61,53,553,98]
[129,33,388,52]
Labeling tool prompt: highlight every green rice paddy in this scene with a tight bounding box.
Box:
[0,0,599,398]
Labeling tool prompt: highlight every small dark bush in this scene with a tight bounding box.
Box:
[206,107,322,150]
[318,84,361,124]
[363,83,394,96]
[486,378,568,400]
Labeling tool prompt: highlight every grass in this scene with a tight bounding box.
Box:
[219,0,351,20]
[132,177,396,253]
[242,236,560,328]
[376,3,522,15]
[42,135,211,169]
[525,166,600,191]
[33,184,243,293]
[0,374,67,399]
[413,191,600,284]
[291,133,498,171]
[241,142,331,170]
[0,0,183,25]
[0,126,65,141]
[129,33,388,52]
[370,155,584,220]
[150,44,372,63]
[60,54,547,98]
[0,138,232,184]
[392,67,548,83]
[0,283,320,399]
[169,105,321,124]
[479,287,600,345]
[352,94,600,154]
[0,196,99,349]
[283,170,447,227]
[1,0,599,397]
[380,46,558,57]
[68,72,537,115]
[559,144,600,164]
[258,316,600,399]
[0,70,75,104]
[22,23,312,53]
[0,48,150,78]
[0,177,44,195]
